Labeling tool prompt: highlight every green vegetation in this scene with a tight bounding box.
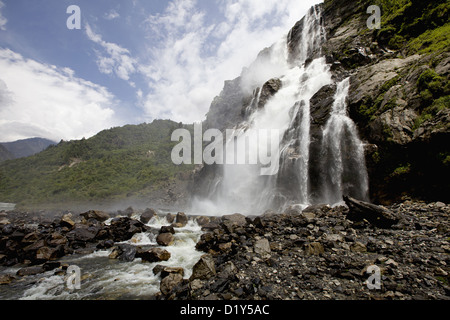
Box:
[413,68,450,130]
[390,163,411,177]
[374,0,449,55]
[358,75,401,121]
[0,120,195,207]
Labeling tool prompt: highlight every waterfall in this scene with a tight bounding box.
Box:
[319,78,369,205]
[191,5,369,215]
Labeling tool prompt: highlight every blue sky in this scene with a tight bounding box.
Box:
[0,0,321,142]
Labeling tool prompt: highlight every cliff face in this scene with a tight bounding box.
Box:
[321,0,449,203]
[196,0,449,206]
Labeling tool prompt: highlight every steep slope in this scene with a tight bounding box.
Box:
[0,138,56,161]
[194,0,449,213]
[321,0,449,203]
[0,144,14,162]
[0,120,195,209]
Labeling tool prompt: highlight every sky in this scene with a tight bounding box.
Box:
[0,0,322,142]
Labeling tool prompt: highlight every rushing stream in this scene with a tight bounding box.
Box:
[0,214,203,300]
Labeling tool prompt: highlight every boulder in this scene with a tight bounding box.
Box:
[222,213,247,233]
[160,273,184,296]
[66,225,99,243]
[175,212,188,227]
[344,196,399,228]
[108,217,147,242]
[108,244,137,262]
[60,213,75,229]
[136,248,171,263]
[140,208,157,224]
[16,266,45,277]
[36,246,62,261]
[195,216,210,226]
[153,266,185,279]
[80,210,110,222]
[254,239,271,255]
[159,226,175,235]
[190,254,216,281]
[157,233,175,246]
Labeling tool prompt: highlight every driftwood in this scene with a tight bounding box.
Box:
[343,196,399,229]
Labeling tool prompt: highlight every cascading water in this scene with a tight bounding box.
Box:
[191,5,369,216]
[319,78,369,205]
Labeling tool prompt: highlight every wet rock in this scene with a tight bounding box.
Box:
[80,210,110,223]
[60,213,75,229]
[190,254,216,281]
[43,261,61,271]
[108,217,147,242]
[196,216,210,227]
[157,233,175,247]
[140,208,157,224]
[109,244,136,262]
[160,273,184,296]
[160,226,175,235]
[155,266,185,279]
[36,246,63,261]
[175,212,188,227]
[16,266,45,277]
[0,274,15,285]
[136,248,171,263]
[66,225,99,243]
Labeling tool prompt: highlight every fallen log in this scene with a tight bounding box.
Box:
[343,196,399,229]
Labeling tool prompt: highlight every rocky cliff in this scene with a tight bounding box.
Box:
[321,0,449,203]
[196,0,449,206]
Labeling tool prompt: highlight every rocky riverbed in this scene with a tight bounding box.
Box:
[0,200,449,300]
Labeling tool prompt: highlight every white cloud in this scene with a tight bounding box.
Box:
[0,49,120,142]
[0,0,7,31]
[104,9,120,20]
[85,23,137,84]
[139,0,322,124]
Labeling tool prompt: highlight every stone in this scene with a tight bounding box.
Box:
[16,266,45,277]
[190,254,216,281]
[160,267,185,279]
[60,213,75,229]
[136,248,171,263]
[386,259,399,268]
[0,274,15,285]
[157,233,175,246]
[196,216,210,226]
[66,226,98,243]
[80,210,110,222]
[140,208,157,224]
[176,212,188,227]
[160,273,184,296]
[344,196,399,228]
[0,218,10,226]
[305,242,325,256]
[254,239,271,255]
[350,242,367,253]
[160,226,175,235]
[435,202,446,208]
[36,246,61,261]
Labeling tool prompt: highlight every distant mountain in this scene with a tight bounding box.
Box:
[0,120,195,209]
[0,144,14,162]
[1,138,56,160]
